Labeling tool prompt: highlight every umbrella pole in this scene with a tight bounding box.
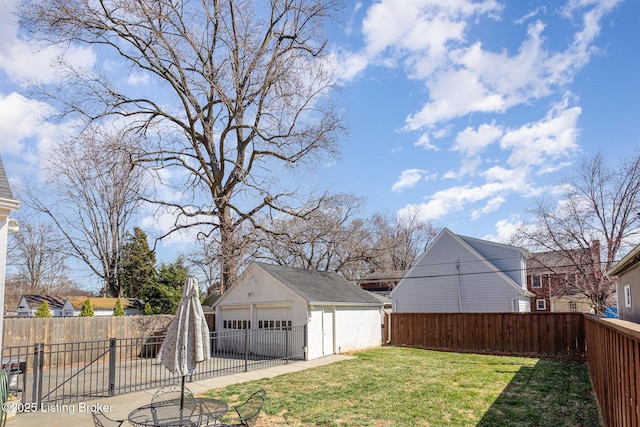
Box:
[180,375,185,410]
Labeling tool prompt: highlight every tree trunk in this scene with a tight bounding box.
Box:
[219,205,238,294]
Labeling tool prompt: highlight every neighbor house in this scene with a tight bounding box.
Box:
[357,270,406,296]
[390,228,534,313]
[527,250,594,313]
[17,295,68,317]
[214,262,383,360]
[65,297,145,316]
[608,243,640,323]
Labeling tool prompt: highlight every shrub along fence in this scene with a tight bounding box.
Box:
[385,312,586,360]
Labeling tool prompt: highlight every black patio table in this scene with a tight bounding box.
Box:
[128,397,228,427]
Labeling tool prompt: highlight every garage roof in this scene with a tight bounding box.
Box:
[256,262,382,306]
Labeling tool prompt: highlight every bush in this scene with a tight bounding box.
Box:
[113,299,125,316]
[79,299,94,317]
[35,301,51,318]
[143,302,153,315]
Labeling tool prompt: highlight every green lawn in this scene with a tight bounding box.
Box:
[205,346,602,426]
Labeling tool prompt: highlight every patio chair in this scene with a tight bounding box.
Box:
[91,408,125,427]
[151,383,195,403]
[219,389,266,427]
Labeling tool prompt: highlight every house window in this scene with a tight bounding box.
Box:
[536,299,546,310]
[569,301,577,312]
[531,276,542,289]
[624,284,632,308]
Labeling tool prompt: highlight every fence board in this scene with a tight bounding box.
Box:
[584,315,640,427]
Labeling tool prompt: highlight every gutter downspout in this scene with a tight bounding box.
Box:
[456,259,462,311]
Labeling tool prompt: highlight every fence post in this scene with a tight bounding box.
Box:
[244,328,249,372]
[108,338,116,397]
[304,324,308,360]
[285,328,289,363]
[31,343,39,406]
[36,343,44,407]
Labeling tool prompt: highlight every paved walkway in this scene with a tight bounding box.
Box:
[9,354,353,426]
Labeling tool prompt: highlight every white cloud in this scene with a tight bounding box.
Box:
[328,50,369,83]
[397,163,531,222]
[445,156,483,179]
[0,1,96,84]
[454,122,504,157]
[0,92,56,157]
[483,217,524,243]
[127,71,151,86]
[392,169,427,192]
[500,98,581,168]
[398,181,510,221]
[471,196,505,220]
[414,133,438,150]
[396,1,619,132]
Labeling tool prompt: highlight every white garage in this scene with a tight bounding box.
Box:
[214,262,383,360]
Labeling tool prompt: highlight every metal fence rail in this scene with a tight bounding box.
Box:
[1,326,306,409]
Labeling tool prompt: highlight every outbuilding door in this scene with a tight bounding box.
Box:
[255,304,293,357]
[219,306,251,353]
[322,307,334,356]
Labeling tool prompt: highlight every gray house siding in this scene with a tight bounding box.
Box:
[391,228,530,313]
[608,244,640,323]
[459,235,525,286]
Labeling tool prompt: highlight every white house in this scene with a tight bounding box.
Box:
[65,297,144,316]
[214,262,383,360]
[17,296,144,316]
[390,228,534,313]
[17,295,68,317]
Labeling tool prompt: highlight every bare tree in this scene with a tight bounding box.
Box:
[249,194,440,281]
[251,193,376,279]
[27,126,147,297]
[371,212,440,273]
[187,236,222,295]
[7,220,69,294]
[513,151,640,314]
[23,0,343,291]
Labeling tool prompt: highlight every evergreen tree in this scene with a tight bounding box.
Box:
[113,298,125,316]
[79,299,94,317]
[141,257,190,314]
[143,302,153,316]
[119,227,157,298]
[35,300,51,318]
[157,256,189,289]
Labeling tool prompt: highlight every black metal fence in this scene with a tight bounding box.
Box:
[1,325,306,408]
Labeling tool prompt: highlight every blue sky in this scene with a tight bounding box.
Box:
[0,0,638,276]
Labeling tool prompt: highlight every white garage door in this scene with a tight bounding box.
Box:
[254,304,293,357]
[219,306,251,353]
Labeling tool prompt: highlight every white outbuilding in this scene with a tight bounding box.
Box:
[214,262,383,360]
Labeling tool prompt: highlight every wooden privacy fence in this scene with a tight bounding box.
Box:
[385,312,586,360]
[2,315,174,364]
[585,314,640,427]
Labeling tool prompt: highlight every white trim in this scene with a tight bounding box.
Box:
[536,299,547,310]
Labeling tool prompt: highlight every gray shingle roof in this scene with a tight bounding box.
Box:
[255,262,382,305]
[0,156,14,200]
[20,295,67,309]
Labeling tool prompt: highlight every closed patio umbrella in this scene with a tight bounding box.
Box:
[158,277,210,409]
